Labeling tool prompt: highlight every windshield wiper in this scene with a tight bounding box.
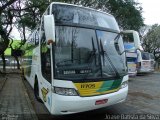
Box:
[83,37,101,79]
[99,39,121,78]
[87,37,97,63]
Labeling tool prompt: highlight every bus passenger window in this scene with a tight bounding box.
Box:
[41,33,51,83]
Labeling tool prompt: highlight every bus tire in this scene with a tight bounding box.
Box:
[34,78,43,103]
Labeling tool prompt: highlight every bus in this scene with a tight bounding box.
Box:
[149,53,155,72]
[122,30,140,76]
[125,51,137,76]
[122,30,143,51]
[137,51,151,73]
[22,2,128,115]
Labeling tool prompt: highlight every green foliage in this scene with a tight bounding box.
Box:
[4,40,21,55]
[107,0,144,31]
[18,0,50,30]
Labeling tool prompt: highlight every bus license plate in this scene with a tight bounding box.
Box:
[95,99,108,105]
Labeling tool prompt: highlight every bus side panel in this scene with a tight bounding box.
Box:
[22,44,39,89]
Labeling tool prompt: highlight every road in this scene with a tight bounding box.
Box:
[0,72,160,120]
[23,72,160,120]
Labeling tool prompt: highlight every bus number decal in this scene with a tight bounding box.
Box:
[41,87,49,102]
[81,84,95,89]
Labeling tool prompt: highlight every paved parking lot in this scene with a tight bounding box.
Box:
[24,72,160,120]
[0,72,160,120]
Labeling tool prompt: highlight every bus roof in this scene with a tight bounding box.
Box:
[122,30,138,34]
[50,2,114,18]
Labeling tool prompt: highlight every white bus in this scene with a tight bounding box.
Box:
[149,53,155,72]
[122,30,140,76]
[22,2,128,115]
[122,30,143,51]
[137,51,151,73]
[125,51,137,76]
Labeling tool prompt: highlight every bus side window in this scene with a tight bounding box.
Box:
[41,32,51,83]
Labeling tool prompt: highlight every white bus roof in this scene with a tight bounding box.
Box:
[122,30,138,34]
[50,2,114,18]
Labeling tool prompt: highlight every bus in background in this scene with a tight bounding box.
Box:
[125,51,137,76]
[137,51,151,73]
[122,30,143,51]
[122,30,139,76]
[149,53,155,72]
[22,2,128,115]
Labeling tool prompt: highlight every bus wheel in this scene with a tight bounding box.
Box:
[34,79,43,103]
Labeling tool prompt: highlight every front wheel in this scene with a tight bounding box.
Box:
[34,79,43,103]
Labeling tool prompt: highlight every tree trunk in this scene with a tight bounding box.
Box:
[1,53,6,72]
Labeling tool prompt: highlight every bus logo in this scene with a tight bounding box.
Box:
[41,87,49,102]
[81,84,95,89]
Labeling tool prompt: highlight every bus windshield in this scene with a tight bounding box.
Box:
[52,4,119,31]
[123,33,134,43]
[52,4,127,80]
[142,52,150,60]
[54,26,127,80]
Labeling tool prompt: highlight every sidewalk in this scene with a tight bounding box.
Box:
[0,73,38,120]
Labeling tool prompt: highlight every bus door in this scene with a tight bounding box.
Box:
[40,37,52,112]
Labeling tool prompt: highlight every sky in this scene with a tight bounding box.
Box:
[138,0,160,25]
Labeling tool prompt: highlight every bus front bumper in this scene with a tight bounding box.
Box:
[137,68,151,73]
[51,86,128,115]
[128,72,137,77]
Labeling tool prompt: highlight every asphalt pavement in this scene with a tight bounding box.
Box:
[24,72,160,120]
[0,72,160,120]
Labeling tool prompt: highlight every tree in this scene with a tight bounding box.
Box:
[106,0,144,31]
[142,24,160,61]
[0,0,19,71]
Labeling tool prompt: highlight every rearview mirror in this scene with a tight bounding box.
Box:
[44,15,55,44]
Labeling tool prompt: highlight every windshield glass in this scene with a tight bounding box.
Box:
[150,53,155,60]
[142,52,150,60]
[122,33,136,52]
[96,30,127,76]
[54,26,127,80]
[52,4,119,31]
[123,33,134,43]
[127,57,137,62]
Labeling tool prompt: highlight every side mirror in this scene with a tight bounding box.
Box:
[44,15,55,45]
[114,42,121,55]
[115,42,126,55]
[114,32,126,55]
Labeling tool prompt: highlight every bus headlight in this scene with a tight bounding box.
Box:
[120,81,128,89]
[53,87,78,96]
